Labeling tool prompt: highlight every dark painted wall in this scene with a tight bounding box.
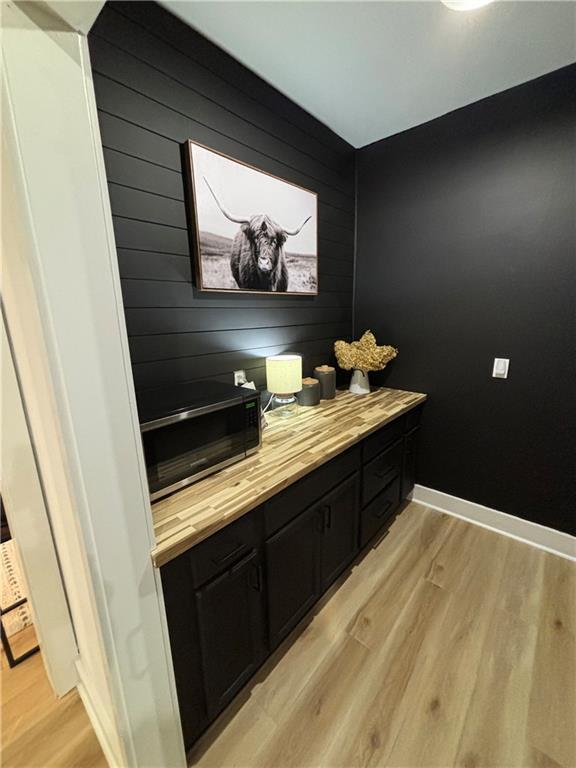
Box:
[355,65,576,535]
[89,2,355,394]
[89,4,574,532]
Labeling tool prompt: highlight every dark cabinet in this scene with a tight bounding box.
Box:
[191,512,258,589]
[363,417,405,463]
[162,405,424,751]
[161,556,207,748]
[265,472,360,647]
[402,428,419,500]
[196,549,266,718]
[265,472,360,646]
[265,503,322,648]
[319,473,360,591]
[362,439,403,506]
[263,445,360,538]
[360,475,401,548]
[405,405,422,433]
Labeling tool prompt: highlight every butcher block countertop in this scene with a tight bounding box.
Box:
[151,387,426,567]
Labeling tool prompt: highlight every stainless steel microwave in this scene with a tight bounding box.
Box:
[138,381,261,501]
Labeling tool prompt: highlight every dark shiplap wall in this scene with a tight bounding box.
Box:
[88,1,355,395]
[355,66,576,535]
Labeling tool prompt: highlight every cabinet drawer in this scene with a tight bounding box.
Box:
[363,417,405,464]
[405,405,423,433]
[362,439,403,507]
[360,476,401,548]
[264,445,360,538]
[191,512,259,589]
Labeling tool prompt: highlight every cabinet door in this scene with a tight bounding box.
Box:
[265,504,322,649]
[320,473,360,591]
[401,428,419,500]
[196,549,266,719]
[161,556,208,749]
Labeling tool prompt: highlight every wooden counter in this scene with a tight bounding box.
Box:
[151,387,426,567]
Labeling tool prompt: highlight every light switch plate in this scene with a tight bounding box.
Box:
[492,358,510,379]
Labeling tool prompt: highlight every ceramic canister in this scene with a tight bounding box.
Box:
[296,377,321,406]
[313,365,336,400]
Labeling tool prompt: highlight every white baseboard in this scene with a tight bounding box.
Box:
[76,661,126,767]
[412,485,576,562]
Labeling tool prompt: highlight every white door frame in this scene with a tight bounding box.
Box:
[1,314,78,695]
[2,3,186,766]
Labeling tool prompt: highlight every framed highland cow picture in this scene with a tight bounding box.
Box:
[184,141,318,295]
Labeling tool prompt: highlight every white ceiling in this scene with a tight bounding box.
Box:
[163,1,575,148]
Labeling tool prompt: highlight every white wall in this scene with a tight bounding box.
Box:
[2,2,186,766]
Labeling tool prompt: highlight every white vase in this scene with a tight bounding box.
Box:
[349,369,370,395]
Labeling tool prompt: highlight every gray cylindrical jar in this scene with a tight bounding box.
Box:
[313,365,336,400]
[296,377,321,406]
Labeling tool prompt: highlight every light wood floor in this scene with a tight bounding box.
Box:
[1,626,106,768]
[191,502,576,768]
[2,505,573,768]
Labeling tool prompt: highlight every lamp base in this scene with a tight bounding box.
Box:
[272,394,298,418]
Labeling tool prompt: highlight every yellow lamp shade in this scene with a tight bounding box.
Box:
[266,355,302,394]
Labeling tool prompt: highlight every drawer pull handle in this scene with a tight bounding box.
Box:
[250,563,263,592]
[211,542,246,566]
[375,500,393,519]
[374,466,395,480]
[323,504,332,530]
[383,475,398,491]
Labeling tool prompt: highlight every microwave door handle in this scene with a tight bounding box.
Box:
[140,396,244,432]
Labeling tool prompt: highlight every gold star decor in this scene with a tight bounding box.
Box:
[334,330,398,372]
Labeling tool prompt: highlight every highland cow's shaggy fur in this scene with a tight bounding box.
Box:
[230,215,289,292]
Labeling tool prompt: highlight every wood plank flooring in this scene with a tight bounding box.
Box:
[1,626,106,768]
[191,502,576,768]
[1,504,572,767]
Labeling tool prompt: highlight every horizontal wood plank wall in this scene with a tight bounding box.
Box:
[88,2,356,395]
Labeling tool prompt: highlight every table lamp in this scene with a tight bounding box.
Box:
[266,355,302,418]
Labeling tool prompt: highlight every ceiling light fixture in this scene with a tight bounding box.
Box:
[442,0,495,10]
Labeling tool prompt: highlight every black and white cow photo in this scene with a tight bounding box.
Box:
[186,142,318,294]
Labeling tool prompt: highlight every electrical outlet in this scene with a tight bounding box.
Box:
[234,369,247,386]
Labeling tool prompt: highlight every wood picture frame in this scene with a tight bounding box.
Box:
[184,140,319,295]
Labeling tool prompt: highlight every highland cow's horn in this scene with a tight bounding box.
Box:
[204,177,249,225]
[283,216,311,237]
